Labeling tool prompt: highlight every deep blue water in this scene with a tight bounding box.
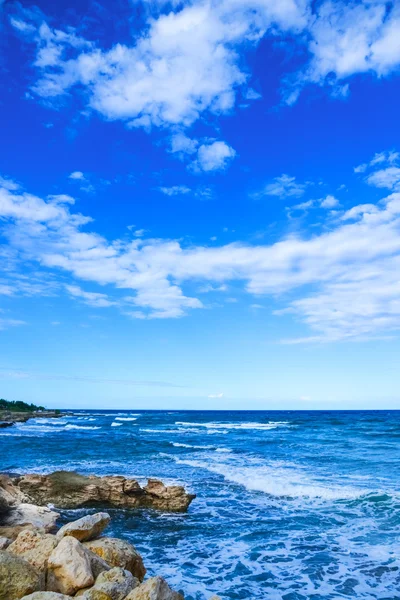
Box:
[1,410,400,599]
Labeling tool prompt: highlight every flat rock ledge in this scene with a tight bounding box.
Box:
[0,509,220,600]
[2,471,195,515]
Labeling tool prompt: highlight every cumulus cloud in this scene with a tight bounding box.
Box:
[3,169,400,340]
[355,150,400,192]
[158,185,191,196]
[190,141,236,173]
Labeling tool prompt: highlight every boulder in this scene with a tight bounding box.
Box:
[56,512,110,543]
[0,550,43,600]
[84,537,146,582]
[7,529,58,571]
[0,536,10,549]
[125,577,183,600]
[86,548,111,579]
[76,568,138,600]
[14,472,194,512]
[20,594,72,600]
[0,524,39,541]
[47,537,94,595]
[76,591,111,600]
[3,503,59,532]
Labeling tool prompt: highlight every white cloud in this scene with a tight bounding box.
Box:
[367,167,400,190]
[190,141,236,173]
[286,1,400,101]
[354,150,400,192]
[159,185,191,196]
[256,174,307,199]
[3,173,400,339]
[0,318,26,331]
[208,392,224,398]
[69,171,86,181]
[66,284,115,308]
[320,195,339,209]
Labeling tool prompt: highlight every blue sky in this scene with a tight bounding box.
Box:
[1,0,400,409]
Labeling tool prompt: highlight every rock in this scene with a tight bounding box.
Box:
[7,529,58,571]
[92,567,138,600]
[47,537,94,595]
[14,471,195,512]
[56,512,110,543]
[20,594,72,600]
[76,591,111,600]
[0,524,39,541]
[0,536,10,549]
[84,538,146,582]
[0,550,43,600]
[125,577,183,600]
[142,479,194,512]
[86,548,111,579]
[3,503,59,532]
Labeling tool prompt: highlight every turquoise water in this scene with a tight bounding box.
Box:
[1,410,400,599]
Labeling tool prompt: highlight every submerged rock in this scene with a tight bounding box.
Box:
[14,471,195,512]
[7,529,57,572]
[56,512,110,543]
[125,576,183,600]
[47,537,94,595]
[84,537,146,582]
[0,550,43,600]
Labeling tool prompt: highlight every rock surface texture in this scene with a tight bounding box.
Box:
[125,577,184,600]
[56,513,111,543]
[7,529,58,571]
[0,550,43,600]
[47,537,95,595]
[14,472,195,512]
[84,538,146,582]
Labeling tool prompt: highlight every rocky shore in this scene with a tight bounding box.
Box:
[0,472,209,600]
[0,411,65,428]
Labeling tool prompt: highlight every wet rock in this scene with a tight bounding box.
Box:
[47,537,94,595]
[7,529,58,572]
[14,471,194,512]
[125,577,183,600]
[3,503,59,532]
[56,513,110,543]
[0,536,10,549]
[84,538,145,582]
[0,550,43,600]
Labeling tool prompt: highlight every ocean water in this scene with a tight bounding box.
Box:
[1,410,400,599]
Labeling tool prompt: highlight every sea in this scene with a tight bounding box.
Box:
[1,410,400,599]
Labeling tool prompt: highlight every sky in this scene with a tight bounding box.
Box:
[1,0,400,409]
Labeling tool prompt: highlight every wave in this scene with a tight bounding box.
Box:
[115,417,137,421]
[172,456,365,500]
[172,442,215,449]
[65,425,101,430]
[175,421,289,431]
[111,422,123,427]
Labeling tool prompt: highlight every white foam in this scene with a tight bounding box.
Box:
[173,456,365,500]
[65,424,101,430]
[172,442,214,449]
[175,421,289,431]
[115,417,137,421]
[111,422,123,427]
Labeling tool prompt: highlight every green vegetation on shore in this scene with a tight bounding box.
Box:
[0,398,46,412]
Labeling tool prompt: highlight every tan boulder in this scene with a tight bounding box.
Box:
[125,577,183,600]
[84,538,146,581]
[20,594,72,599]
[76,591,111,600]
[7,529,58,571]
[86,548,111,579]
[56,513,110,543]
[47,537,94,595]
[0,550,43,600]
[93,567,138,600]
[0,524,40,541]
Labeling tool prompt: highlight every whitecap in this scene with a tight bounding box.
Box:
[111,422,123,427]
[175,421,289,431]
[115,417,137,421]
[65,425,101,430]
